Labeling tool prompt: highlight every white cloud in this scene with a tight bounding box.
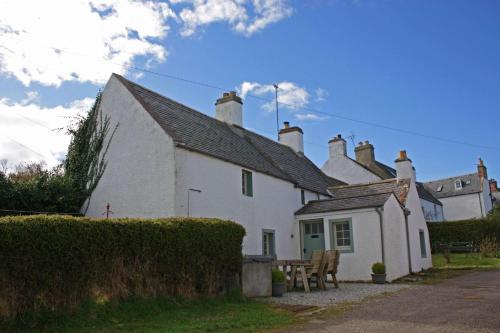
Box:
[295,113,329,121]
[177,0,292,37]
[0,94,94,167]
[0,0,175,87]
[315,88,328,102]
[239,80,309,111]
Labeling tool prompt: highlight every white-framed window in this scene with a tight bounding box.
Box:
[301,189,306,205]
[454,179,462,190]
[262,229,275,256]
[329,219,354,253]
[242,170,253,197]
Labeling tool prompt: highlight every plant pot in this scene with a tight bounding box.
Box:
[371,273,386,284]
[272,282,285,297]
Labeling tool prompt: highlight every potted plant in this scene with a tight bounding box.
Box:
[272,269,286,297]
[371,262,386,284]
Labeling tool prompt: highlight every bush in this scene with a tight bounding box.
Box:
[271,270,285,283]
[427,218,500,252]
[371,262,385,275]
[0,215,245,319]
[479,236,497,257]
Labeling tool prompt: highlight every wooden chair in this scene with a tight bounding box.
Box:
[324,250,340,288]
[297,250,328,290]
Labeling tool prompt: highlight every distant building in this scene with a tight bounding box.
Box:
[321,136,444,221]
[423,159,493,221]
[489,179,500,208]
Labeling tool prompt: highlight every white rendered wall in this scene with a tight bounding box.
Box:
[405,182,433,272]
[321,154,381,185]
[440,194,485,221]
[481,179,493,215]
[85,75,176,218]
[297,208,383,281]
[382,195,411,281]
[174,148,321,258]
[420,199,444,222]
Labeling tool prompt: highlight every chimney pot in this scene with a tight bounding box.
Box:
[284,121,290,129]
[337,134,342,139]
[364,140,369,145]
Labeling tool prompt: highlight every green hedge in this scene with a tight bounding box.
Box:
[427,218,500,252]
[0,215,245,319]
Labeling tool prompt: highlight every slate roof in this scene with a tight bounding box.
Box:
[114,74,343,195]
[423,173,483,199]
[416,182,442,206]
[295,179,410,215]
[295,193,394,215]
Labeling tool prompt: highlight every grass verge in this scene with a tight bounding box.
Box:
[1,294,295,333]
[395,253,500,285]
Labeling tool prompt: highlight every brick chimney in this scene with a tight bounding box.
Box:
[354,141,375,166]
[477,158,488,179]
[279,121,304,154]
[395,150,416,183]
[490,179,498,193]
[328,134,347,157]
[215,91,243,126]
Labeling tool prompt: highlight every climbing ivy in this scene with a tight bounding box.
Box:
[64,91,118,213]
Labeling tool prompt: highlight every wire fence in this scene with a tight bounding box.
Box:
[0,209,82,217]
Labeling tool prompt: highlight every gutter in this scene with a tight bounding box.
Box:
[404,208,412,274]
[375,208,385,264]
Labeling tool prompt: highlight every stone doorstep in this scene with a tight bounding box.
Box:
[272,303,321,316]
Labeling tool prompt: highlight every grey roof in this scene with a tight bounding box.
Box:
[329,178,411,204]
[295,193,393,215]
[114,74,344,195]
[416,182,442,206]
[296,179,409,215]
[423,173,483,199]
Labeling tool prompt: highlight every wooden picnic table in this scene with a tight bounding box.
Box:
[274,259,313,293]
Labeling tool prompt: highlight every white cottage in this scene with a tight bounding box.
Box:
[85,74,342,259]
[85,74,432,281]
[322,135,444,221]
[423,159,493,221]
[298,151,433,281]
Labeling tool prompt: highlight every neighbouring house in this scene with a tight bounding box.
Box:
[489,179,500,208]
[297,151,433,281]
[321,135,444,221]
[423,159,493,221]
[85,74,343,259]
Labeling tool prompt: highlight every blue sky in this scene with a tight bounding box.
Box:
[0,0,499,182]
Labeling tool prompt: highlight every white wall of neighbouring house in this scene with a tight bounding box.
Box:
[84,75,176,218]
[420,199,444,222]
[297,208,384,281]
[481,179,493,215]
[440,194,485,221]
[382,195,411,281]
[174,148,325,258]
[321,156,381,185]
[405,182,433,272]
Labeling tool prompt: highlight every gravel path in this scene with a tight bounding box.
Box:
[267,282,411,308]
[283,270,500,333]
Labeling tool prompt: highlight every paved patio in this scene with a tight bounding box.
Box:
[267,282,412,308]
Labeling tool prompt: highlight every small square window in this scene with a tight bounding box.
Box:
[419,230,427,258]
[330,220,353,253]
[301,189,306,205]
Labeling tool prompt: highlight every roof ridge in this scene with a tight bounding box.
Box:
[312,191,394,203]
[330,178,399,189]
[424,172,478,184]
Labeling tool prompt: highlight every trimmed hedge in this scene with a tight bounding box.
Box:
[427,218,500,252]
[0,215,245,318]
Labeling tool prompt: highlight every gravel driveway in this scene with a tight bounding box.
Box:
[267,282,411,308]
[283,269,500,333]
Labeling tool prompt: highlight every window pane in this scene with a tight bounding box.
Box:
[312,223,318,234]
[318,223,324,233]
[305,224,311,235]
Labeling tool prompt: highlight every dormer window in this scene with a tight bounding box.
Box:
[454,179,462,190]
